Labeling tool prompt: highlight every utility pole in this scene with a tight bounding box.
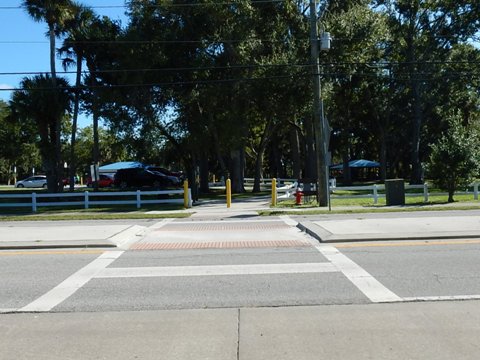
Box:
[309,0,329,207]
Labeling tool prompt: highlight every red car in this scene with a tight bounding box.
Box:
[86,174,114,188]
[62,176,80,186]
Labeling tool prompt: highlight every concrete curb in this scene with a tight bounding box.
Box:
[297,221,480,243]
[0,225,148,250]
[0,239,117,250]
[108,225,147,249]
[296,221,331,242]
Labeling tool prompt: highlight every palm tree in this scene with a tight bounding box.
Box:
[10,75,72,192]
[22,0,74,191]
[58,3,95,191]
[80,16,120,191]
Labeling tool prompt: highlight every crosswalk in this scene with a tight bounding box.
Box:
[10,216,480,313]
[14,216,402,312]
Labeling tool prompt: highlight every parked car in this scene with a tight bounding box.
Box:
[62,176,80,186]
[145,166,185,183]
[15,175,47,188]
[114,168,177,189]
[86,174,114,188]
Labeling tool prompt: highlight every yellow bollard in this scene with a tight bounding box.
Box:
[271,178,277,206]
[183,179,189,208]
[226,178,232,208]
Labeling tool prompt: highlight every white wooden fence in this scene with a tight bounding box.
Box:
[4,181,478,211]
[329,184,428,204]
[0,189,192,213]
[276,182,480,204]
[244,178,298,187]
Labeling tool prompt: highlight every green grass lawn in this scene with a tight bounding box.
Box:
[0,212,191,221]
[276,192,478,207]
[0,203,191,221]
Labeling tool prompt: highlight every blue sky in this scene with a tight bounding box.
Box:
[0,0,128,127]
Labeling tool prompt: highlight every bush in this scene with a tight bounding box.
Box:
[427,114,480,202]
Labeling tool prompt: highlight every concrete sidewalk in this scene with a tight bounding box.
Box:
[298,214,480,242]
[188,197,272,218]
[3,301,480,360]
[1,198,480,249]
[0,224,147,250]
[159,199,480,243]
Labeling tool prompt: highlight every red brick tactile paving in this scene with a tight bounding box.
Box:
[155,222,291,232]
[130,239,311,250]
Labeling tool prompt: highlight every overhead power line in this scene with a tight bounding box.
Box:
[0,36,472,44]
[0,72,312,91]
[1,70,479,93]
[0,62,313,76]
[0,61,478,77]
[0,0,288,10]
[0,38,303,44]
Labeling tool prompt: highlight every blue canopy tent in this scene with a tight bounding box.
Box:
[330,159,380,182]
[330,159,380,170]
[98,161,144,175]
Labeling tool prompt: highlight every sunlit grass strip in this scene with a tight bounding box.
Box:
[275,193,479,208]
[260,205,480,216]
[0,212,191,221]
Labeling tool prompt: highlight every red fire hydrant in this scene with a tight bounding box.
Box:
[295,190,303,205]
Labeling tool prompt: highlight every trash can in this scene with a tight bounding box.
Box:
[385,179,405,206]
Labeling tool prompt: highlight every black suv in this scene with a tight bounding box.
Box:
[114,168,174,189]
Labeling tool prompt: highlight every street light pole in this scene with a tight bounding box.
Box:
[309,0,329,207]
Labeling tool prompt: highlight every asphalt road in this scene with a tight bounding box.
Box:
[2,215,480,311]
[2,239,480,312]
[2,214,480,359]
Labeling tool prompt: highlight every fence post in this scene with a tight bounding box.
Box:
[424,183,429,202]
[84,191,89,209]
[136,190,141,209]
[474,182,479,200]
[373,184,378,205]
[32,192,37,213]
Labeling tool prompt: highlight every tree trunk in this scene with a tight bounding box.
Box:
[448,190,454,203]
[304,115,316,178]
[272,144,283,178]
[199,151,209,193]
[290,125,301,179]
[91,74,100,191]
[212,128,227,182]
[40,137,56,193]
[342,151,352,185]
[69,54,83,191]
[93,111,100,190]
[49,27,57,81]
[410,78,423,184]
[49,25,62,193]
[253,119,274,193]
[252,152,264,193]
[186,156,198,203]
[367,81,388,183]
[406,23,424,185]
[230,148,245,193]
[379,128,387,182]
